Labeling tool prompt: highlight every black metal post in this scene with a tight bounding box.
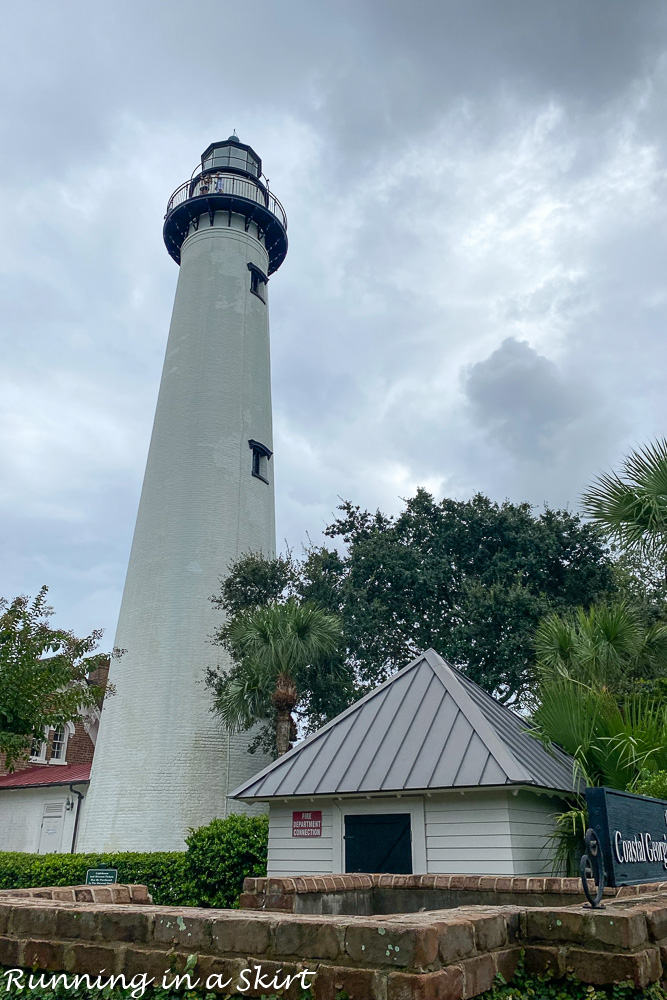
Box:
[580,827,605,908]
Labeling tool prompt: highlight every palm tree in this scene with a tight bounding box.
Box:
[581,438,667,570]
[530,602,667,872]
[534,601,667,692]
[530,678,667,873]
[213,599,342,757]
[532,680,667,788]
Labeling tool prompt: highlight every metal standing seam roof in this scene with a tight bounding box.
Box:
[230,648,576,801]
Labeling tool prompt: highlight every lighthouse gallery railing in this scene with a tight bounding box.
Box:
[165,173,287,231]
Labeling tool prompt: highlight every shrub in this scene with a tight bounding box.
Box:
[0,851,191,906]
[185,812,268,909]
[632,769,667,799]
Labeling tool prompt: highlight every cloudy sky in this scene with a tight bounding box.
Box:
[2,0,667,641]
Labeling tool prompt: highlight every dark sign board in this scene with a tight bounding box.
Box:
[85,867,118,885]
[586,786,667,887]
[292,810,322,837]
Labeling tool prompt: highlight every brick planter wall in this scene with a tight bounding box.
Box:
[241,874,657,915]
[0,884,151,905]
[1,884,667,998]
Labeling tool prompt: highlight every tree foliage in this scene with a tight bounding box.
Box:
[212,552,297,618]
[214,491,614,707]
[0,587,109,769]
[611,547,667,625]
[319,491,615,702]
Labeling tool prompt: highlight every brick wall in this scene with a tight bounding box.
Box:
[1,884,667,998]
[0,884,150,904]
[0,720,94,776]
[55,723,94,767]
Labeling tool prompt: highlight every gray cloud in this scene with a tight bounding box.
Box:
[2,1,667,640]
[464,337,587,460]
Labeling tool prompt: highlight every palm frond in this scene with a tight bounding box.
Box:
[581,439,667,558]
[530,679,612,760]
[212,658,274,733]
[548,803,587,876]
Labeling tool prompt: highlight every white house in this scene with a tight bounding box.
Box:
[231,649,575,877]
[0,721,92,854]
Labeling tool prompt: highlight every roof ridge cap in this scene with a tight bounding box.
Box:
[421,649,533,784]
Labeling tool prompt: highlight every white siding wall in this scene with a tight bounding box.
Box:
[425,790,515,874]
[0,787,84,854]
[265,789,562,877]
[507,789,562,875]
[267,802,334,877]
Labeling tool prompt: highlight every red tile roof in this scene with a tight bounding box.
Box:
[0,763,91,789]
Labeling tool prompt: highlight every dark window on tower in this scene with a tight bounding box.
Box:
[248,262,268,303]
[249,439,272,484]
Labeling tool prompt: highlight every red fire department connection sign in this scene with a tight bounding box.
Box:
[292,810,322,837]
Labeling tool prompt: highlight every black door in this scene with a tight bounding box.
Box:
[344,813,412,874]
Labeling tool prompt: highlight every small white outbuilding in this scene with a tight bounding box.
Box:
[231,649,575,877]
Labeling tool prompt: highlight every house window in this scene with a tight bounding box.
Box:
[49,722,74,764]
[30,732,48,763]
[248,439,272,484]
[248,262,268,303]
[50,727,66,761]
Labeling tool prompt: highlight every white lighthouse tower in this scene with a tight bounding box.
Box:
[78,136,288,852]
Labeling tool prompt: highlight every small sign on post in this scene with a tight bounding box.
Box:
[292,810,322,837]
[85,867,118,885]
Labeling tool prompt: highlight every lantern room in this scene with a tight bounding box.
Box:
[201,135,261,179]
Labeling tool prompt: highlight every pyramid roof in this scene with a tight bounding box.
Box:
[230,649,575,800]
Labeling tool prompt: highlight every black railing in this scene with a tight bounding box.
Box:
[165,172,287,231]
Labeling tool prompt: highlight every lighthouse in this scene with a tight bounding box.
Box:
[77,136,288,851]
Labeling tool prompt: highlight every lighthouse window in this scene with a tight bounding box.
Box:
[248,262,268,303]
[249,439,272,484]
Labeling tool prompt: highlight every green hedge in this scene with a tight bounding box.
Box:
[0,813,270,909]
[0,851,191,906]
